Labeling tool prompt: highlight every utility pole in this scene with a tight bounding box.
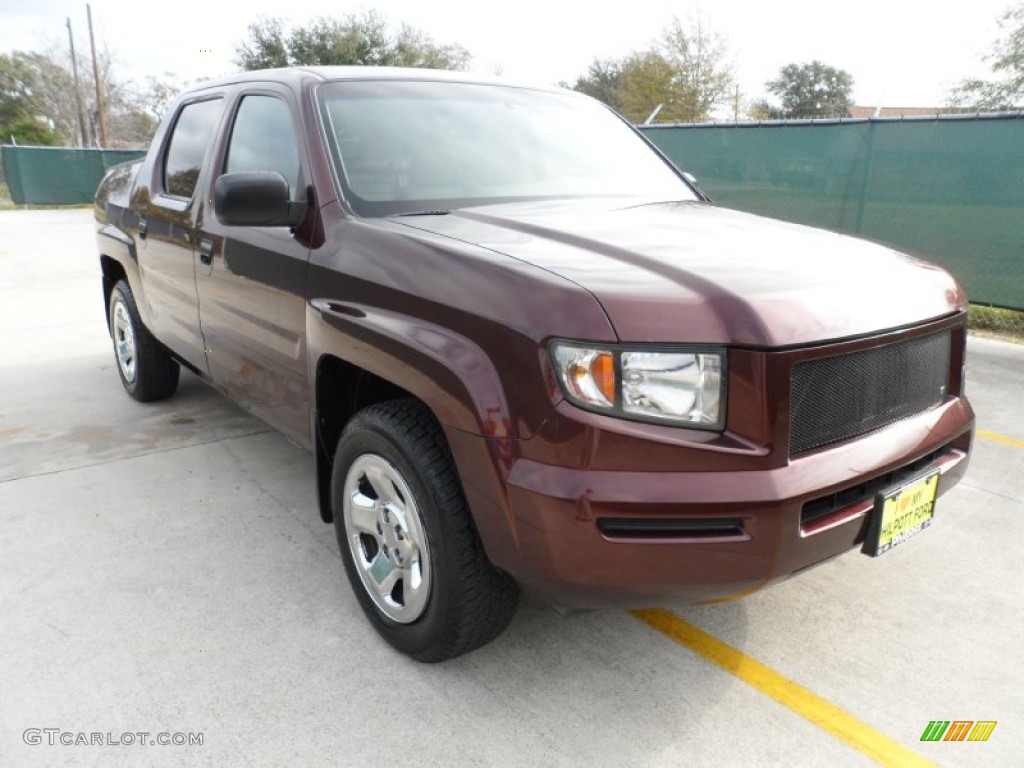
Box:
[65,17,89,147]
[86,4,108,147]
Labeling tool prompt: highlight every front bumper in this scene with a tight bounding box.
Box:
[487,398,973,607]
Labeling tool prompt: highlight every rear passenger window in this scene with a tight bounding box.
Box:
[163,98,223,198]
[225,95,301,197]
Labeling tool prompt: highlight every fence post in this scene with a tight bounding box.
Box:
[854,120,878,233]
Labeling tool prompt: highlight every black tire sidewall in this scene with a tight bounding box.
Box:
[107,279,178,402]
[109,282,141,397]
[332,420,459,658]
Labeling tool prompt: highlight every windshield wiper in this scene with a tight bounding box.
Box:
[392,210,450,217]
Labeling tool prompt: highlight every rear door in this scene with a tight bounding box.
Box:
[194,86,314,445]
[134,96,224,372]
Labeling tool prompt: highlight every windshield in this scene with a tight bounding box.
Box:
[317,80,697,216]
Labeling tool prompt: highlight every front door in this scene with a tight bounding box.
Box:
[194,89,314,444]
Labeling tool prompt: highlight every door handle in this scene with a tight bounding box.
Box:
[138,216,147,240]
[199,239,214,266]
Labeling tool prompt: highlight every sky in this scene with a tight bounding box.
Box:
[0,0,1014,111]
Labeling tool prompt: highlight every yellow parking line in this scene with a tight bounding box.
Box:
[977,429,1024,450]
[630,609,934,767]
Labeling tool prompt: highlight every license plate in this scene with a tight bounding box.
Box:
[863,470,940,557]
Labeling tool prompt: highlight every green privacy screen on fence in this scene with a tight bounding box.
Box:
[641,115,1024,311]
[1,146,145,206]
[4,118,1021,309]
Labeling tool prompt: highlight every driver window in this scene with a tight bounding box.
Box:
[224,95,301,198]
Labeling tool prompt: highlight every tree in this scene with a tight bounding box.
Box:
[0,52,60,145]
[235,12,470,71]
[568,51,684,123]
[35,34,185,147]
[0,53,35,128]
[0,115,58,145]
[755,61,855,119]
[40,42,140,146]
[26,47,89,145]
[658,16,734,122]
[948,3,1024,109]
[236,17,289,70]
[566,58,626,113]
[2,42,180,148]
[567,16,734,123]
[618,51,679,123]
[119,74,187,141]
[129,75,183,123]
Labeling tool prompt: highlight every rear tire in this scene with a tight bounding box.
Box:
[108,279,179,402]
[332,398,519,662]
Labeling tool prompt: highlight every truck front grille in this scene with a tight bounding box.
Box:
[789,331,951,455]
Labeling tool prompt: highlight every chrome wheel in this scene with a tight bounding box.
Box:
[112,299,137,384]
[342,453,431,623]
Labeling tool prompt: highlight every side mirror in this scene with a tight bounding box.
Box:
[214,172,306,227]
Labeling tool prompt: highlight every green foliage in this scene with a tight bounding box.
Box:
[968,305,1024,341]
[618,51,694,123]
[1,53,33,125]
[746,100,782,120]
[0,52,60,144]
[566,58,626,112]
[24,51,81,145]
[948,3,1024,109]
[758,61,855,119]
[236,18,289,69]
[659,17,734,122]
[1,46,171,148]
[1,115,58,145]
[235,12,470,71]
[567,16,734,123]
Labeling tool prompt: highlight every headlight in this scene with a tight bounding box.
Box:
[551,345,616,409]
[550,342,726,430]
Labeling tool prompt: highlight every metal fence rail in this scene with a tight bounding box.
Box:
[641,114,1024,311]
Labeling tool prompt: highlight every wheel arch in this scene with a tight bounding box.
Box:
[97,224,145,332]
[314,355,417,523]
[308,300,517,528]
[99,255,127,333]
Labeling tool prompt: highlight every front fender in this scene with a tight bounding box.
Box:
[308,299,514,441]
[307,298,532,558]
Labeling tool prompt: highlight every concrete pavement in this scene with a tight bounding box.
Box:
[1,209,1021,767]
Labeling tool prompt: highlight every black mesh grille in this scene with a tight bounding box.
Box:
[790,331,951,455]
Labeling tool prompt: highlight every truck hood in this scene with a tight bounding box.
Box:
[394,200,964,347]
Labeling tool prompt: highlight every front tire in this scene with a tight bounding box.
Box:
[108,279,179,402]
[331,399,519,662]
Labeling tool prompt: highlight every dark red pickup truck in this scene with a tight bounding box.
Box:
[94,67,974,661]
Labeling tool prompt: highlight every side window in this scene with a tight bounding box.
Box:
[163,98,223,198]
[225,95,301,197]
